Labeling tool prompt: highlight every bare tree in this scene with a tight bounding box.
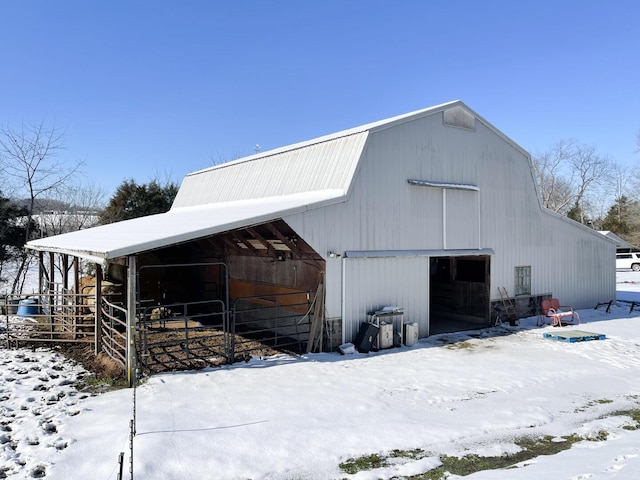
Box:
[567,143,613,224]
[0,121,85,293]
[533,139,578,213]
[209,150,247,167]
[609,163,631,203]
[532,139,613,224]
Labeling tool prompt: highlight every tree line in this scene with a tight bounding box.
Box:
[532,137,640,247]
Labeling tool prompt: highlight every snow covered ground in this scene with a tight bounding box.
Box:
[2,272,640,479]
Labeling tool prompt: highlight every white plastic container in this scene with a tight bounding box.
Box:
[338,342,356,355]
[404,322,418,347]
[378,321,393,349]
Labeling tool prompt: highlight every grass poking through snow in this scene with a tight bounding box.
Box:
[339,432,612,479]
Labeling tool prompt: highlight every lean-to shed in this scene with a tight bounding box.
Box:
[26,100,616,369]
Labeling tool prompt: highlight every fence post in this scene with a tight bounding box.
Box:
[73,257,80,324]
[126,255,137,387]
[129,418,134,479]
[48,252,55,321]
[117,452,124,480]
[95,263,103,355]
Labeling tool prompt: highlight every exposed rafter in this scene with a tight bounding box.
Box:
[245,227,277,254]
[265,223,298,252]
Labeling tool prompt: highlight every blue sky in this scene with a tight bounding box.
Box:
[1,0,638,198]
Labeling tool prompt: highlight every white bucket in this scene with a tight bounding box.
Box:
[338,342,356,355]
[404,322,419,347]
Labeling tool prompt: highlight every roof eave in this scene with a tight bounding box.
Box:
[26,191,348,262]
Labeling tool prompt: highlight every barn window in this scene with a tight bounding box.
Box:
[514,266,531,295]
[443,106,476,131]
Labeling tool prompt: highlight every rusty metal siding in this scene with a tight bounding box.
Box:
[172,133,368,208]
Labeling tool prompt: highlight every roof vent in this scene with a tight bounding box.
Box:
[443,106,476,131]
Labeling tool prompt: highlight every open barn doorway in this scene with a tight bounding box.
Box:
[429,255,491,334]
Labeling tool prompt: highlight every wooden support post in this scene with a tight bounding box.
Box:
[62,255,69,291]
[73,257,80,324]
[38,251,44,294]
[48,252,55,291]
[62,255,69,331]
[48,252,55,334]
[307,282,325,353]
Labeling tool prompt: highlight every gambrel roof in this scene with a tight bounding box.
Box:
[172,100,527,209]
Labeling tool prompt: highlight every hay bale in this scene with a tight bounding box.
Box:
[74,276,122,313]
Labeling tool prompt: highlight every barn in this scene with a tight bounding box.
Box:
[24,100,616,381]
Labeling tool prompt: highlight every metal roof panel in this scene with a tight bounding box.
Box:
[173,132,369,208]
[26,190,346,262]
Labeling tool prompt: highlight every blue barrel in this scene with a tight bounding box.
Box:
[17,298,40,317]
[7,298,19,315]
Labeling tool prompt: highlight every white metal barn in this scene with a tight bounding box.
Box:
[26,100,616,374]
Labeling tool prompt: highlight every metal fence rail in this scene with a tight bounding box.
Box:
[101,299,127,367]
[2,290,95,347]
[2,284,319,377]
[135,299,228,374]
[231,291,314,359]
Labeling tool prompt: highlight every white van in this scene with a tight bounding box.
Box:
[616,252,640,271]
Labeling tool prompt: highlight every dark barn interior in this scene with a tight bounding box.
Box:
[429,255,491,334]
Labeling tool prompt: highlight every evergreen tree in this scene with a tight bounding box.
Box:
[601,196,634,236]
[99,179,178,224]
[567,202,583,223]
[0,192,30,281]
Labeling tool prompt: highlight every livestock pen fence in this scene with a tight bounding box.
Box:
[1,283,98,347]
[135,289,317,374]
[2,284,320,376]
[1,282,127,367]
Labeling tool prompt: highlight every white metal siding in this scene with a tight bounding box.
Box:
[445,189,479,249]
[342,256,429,343]
[286,107,614,329]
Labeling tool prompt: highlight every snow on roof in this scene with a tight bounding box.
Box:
[26,190,345,263]
[599,230,639,250]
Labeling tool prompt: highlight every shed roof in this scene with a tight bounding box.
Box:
[26,190,344,264]
[599,231,639,251]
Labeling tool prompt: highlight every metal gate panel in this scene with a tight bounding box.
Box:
[135,261,230,374]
